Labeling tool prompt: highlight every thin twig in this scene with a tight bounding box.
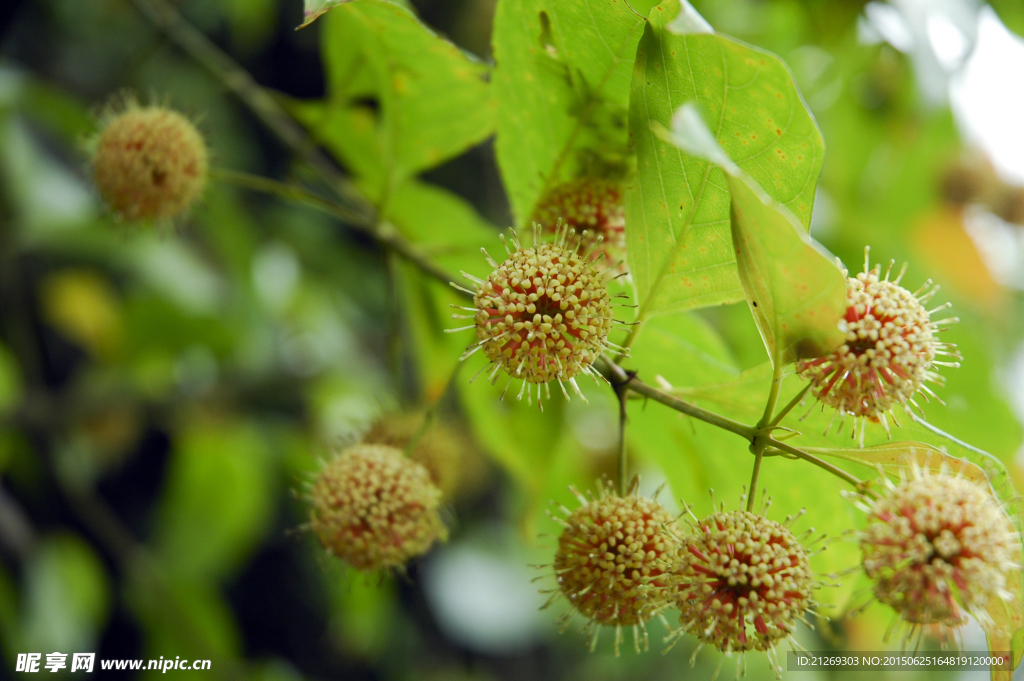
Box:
[212,168,466,294]
[597,356,755,441]
[130,0,372,217]
[747,362,784,510]
[764,438,865,489]
[769,381,811,428]
[611,370,635,497]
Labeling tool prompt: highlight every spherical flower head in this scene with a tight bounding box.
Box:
[93,102,208,221]
[861,470,1020,629]
[455,226,623,406]
[797,249,958,435]
[674,509,815,655]
[549,484,681,653]
[532,178,626,270]
[309,444,446,571]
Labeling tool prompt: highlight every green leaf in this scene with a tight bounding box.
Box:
[660,104,845,365]
[627,0,825,318]
[311,0,494,200]
[626,308,740,388]
[491,0,648,225]
[0,343,22,414]
[153,421,275,582]
[22,534,110,652]
[387,179,499,273]
[298,0,350,28]
[457,372,582,536]
[388,178,499,396]
[990,0,1024,40]
[127,573,240,661]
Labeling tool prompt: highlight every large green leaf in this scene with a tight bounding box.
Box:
[307,0,494,201]
[627,0,825,318]
[660,103,846,365]
[492,0,652,225]
[627,308,740,388]
[153,422,275,582]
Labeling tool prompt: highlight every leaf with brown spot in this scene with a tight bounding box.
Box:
[627,0,825,318]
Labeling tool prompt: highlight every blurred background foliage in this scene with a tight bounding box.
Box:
[0,0,1022,680]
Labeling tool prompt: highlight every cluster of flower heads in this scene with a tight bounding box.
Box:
[531,178,627,274]
[542,473,1020,678]
[853,465,1021,645]
[542,484,822,678]
[307,444,446,572]
[91,97,208,222]
[449,222,628,409]
[798,248,961,444]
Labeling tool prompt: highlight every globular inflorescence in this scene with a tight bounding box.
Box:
[449,224,627,408]
[308,444,446,572]
[531,178,627,273]
[859,467,1020,636]
[669,496,820,679]
[545,483,681,655]
[92,100,208,222]
[797,247,960,443]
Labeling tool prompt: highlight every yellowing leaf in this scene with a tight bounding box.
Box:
[40,269,122,359]
[801,441,989,483]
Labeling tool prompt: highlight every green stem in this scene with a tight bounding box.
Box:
[597,357,755,441]
[130,0,371,215]
[764,438,865,489]
[746,447,764,512]
[746,362,784,511]
[614,375,630,497]
[212,168,466,297]
[758,362,785,429]
[769,381,811,428]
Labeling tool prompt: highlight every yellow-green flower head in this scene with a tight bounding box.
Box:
[450,225,627,408]
[546,483,681,655]
[674,509,815,657]
[797,248,960,439]
[309,444,446,572]
[93,102,207,221]
[861,469,1020,629]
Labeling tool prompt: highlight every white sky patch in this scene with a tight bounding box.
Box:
[950,7,1024,184]
[865,2,916,51]
[927,12,971,69]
